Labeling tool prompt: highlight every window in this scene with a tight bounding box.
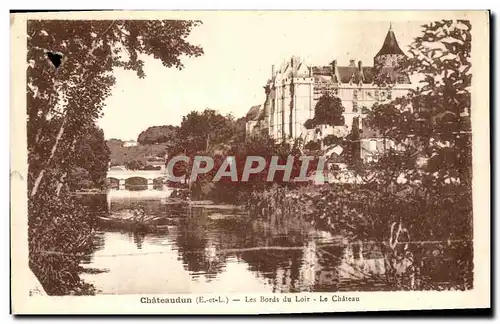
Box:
[370,140,378,151]
[353,90,358,100]
[352,101,358,113]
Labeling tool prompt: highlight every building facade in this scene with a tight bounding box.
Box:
[123,140,138,147]
[246,26,413,147]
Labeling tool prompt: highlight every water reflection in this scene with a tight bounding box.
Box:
[133,231,146,249]
[175,208,227,279]
[79,196,472,294]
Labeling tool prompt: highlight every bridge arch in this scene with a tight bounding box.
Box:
[106,177,120,190]
[106,169,168,190]
[125,177,148,191]
[153,177,166,190]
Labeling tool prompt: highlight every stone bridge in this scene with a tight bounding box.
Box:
[107,168,169,190]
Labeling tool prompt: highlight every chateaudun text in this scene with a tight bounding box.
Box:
[140,295,360,304]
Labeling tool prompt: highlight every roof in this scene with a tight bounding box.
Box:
[312,65,410,84]
[376,29,405,56]
[246,105,261,121]
[273,56,310,80]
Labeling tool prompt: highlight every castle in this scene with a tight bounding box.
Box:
[246,26,413,149]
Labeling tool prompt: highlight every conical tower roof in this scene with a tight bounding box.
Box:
[376,25,405,56]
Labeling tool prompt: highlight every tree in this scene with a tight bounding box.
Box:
[28,19,203,198]
[230,116,247,144]
[303,93,347,152]
[178,109,235,152]
[304,93,345,128]
[364,19,472,187]
[137,125,179,145]
[403,19,472,186]
[353,20,473,287]
[72,125,110,189]
[27,19,203,295]
[124,160,146,170]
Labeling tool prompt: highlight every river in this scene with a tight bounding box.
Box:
[78,195,472,294]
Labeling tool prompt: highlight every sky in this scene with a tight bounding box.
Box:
[97,13,426,141]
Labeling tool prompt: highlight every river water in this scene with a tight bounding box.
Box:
[79,195,472,294]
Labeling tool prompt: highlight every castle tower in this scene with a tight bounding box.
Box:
[373,24,406,69]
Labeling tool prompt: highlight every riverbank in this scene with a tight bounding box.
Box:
[244,182,473,290]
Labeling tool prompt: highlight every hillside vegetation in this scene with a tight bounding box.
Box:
[106,139,170,167]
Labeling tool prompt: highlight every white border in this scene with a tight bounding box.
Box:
[4,3,496,322]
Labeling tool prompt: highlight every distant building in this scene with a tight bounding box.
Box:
[123,140,138,147]
[245,105,263,138]
[359,125,399,162]
[246,26,414,154]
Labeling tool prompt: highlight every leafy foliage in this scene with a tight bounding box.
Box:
[27,19,203,294]
[137,125,179,145]
[177,109,237,153]
[124,160,146,170]
[71,125,110,188]
[364,19,472,187]
[304,93,345,128]
[28,191,102,295]
[107,141,170,166]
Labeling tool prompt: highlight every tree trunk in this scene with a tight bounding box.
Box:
[30,116,67,198]
[55,138,77,197]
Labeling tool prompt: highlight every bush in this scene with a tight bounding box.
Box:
[28,191,98,295]
[247,182,473,290]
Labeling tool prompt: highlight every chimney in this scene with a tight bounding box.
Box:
[349,59,356,67]
[331,59,337,71]
[358,61,365,81]
[331,59,339,83]
[271,64,275,77]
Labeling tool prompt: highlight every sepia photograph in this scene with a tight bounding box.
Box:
[10,10,490,314]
